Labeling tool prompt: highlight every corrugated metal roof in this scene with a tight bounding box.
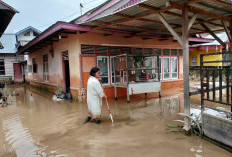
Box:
[197,32,228,46]
[81,0,232,37]
[0,34,17,54]
[15,26,41,35]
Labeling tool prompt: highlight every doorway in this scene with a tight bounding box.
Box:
[13,63,23,82]
[64,60,70,92]
[62,51,70,92]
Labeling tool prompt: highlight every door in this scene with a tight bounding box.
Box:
[13,63,23,82]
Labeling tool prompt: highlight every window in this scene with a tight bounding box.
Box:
[163,49,170,56]
[33,31,39,36]
[43,55,49,81]
[97,56,109,84]
[134,48,142,54]
[97,46,108,54]
[81,45,95,54]
[144,48,152,54]
[171,49,177,56]
[179,50,183,56]
[122,47,132,54]
[32,58,37,73]
[0,59,5,75]
[153,49,161,55]
[110,47,120,55]
[24,31,30,36]
[28,65,32,73]
[171,57,178,78]
[192,56,197,66]
[154,57,162,80]
[163,57,170,79]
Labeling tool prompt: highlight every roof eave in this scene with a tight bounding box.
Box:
[16,22,91,55]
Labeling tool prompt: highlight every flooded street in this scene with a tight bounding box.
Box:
[0,86,231,157]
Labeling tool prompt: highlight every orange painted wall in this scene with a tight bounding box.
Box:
[27,31,183,99]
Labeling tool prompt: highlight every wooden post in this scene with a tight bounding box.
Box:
[229,21,232,112]
[182,4,191,134]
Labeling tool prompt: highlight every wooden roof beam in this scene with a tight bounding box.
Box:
[157,13,183,46]
[138,4,223,28]
[188,14,197,31]
[187,0,203,5]
[200,23,226,48]
[221,20,232,42]
[169,1,232,21]
[206,0,232,8]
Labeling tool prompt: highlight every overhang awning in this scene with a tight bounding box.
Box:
[76,0,232,40]
[0,1,19,37]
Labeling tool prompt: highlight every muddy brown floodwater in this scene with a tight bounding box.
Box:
[0,86,231,157]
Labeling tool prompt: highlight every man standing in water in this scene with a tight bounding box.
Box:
[84,67,106,124]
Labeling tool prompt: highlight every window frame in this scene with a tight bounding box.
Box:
[192,56,197,66]
[97,56,110,85]
[163,57,170,80]
[0,59,5,75]
[43,54,49,82]
[171,57,178,79]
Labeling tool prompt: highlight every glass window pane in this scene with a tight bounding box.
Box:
[171,58,177,73]
[172,73,177,78]
[144,48,152,54]
[0,60,4,66]
[122,47,132,54]
[171,49,177,56]
[163,58,170,79]
[153,49,161,55]
[97,46,108,54]
[97,56,109,84]
[82,45,95,54]
[163,49,170,56]
[134,48,142,54]
[101,77,108,84]
[179,50,183,56]
[110,47,120,54]
[0,70,5,75]
[192,56,197,66]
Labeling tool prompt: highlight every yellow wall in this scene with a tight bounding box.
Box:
[189,49,222,66]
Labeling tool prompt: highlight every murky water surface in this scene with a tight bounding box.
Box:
[0,86,231,157]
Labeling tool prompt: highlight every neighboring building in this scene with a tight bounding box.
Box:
[15,26,41,79]
[17,0,214,101]
[0,1,20,82]
[189,32,229,66]
[0,34,24,82]
[0,0,18,37]
[16,26,41,49]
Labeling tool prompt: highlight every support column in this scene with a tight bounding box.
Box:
[228,21,232,113]
[182,4,191,133]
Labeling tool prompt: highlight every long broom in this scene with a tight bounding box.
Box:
[100,82,114,123]
[105,97,114,123]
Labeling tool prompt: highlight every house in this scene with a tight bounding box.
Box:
[0,0,18,37]
[15,26,41,79]
[0,34,24,82]
[189,32,229,66]
[16,26,41,49]
[16,0,218,102]
[0,1,21,82]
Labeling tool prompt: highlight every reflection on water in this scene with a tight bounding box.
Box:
[129,96,181,120]
[2,115,45,157]
[0,86,231,157]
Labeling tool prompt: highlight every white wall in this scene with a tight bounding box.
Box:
[0,54,24,80]
[16,30,37,42]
